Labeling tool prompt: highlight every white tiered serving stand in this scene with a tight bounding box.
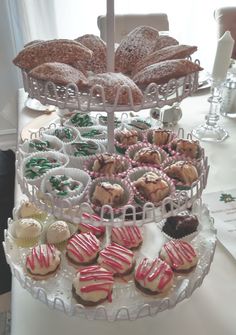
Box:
[3,0,216,322]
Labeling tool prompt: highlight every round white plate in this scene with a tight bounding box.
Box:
[25,98,57,113]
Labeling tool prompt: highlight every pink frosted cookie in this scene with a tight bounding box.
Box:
[98,243,135,276]
[25,243,61,280]
[66,232,100,266]
[111,226,143,249]
[159,240,198,273]
[135,257,174,294]
[72,265,114,306]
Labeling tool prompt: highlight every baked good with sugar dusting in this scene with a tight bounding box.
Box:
[133,59,203,86]
[13,39,93,70]
[92,153,125,176]
[115,26,160,74]
[72,265,114,306]
[89,72,143,105]
[133,44,198,75]
[133,147,162,165]
[154,35,179,51]
[29,62,89,89]
[164,161,198,187]
[135,257,174,294]
[171,139,201,159]
[74,34,107,74]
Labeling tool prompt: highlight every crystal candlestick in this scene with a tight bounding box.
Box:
[192,82,229,142]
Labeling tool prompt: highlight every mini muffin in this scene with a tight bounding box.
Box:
[135,257,174,295]
[72,265,114,306]
[111,226,143,249]
[133,147,162,165]
[97,243,135,276]
[159,240,198,273]
[14,218,42,247]
[91,153,127,176]
[163,161,198,188]
[46,220,71,249]
[150,129,175,146]
[162,214,199,239]
[171,139,200,159]
[25,243,61,280]
[18,201,47,221]
[133,171,170,204]
[66,232,100,266]
[92,181,125,207]
[116,129,138,146]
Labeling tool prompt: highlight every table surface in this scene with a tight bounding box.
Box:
[11,88,236,335]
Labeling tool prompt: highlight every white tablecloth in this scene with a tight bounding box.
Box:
[11,88,236,335]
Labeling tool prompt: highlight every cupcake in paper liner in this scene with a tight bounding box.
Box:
[19,137,63,156]
[22,151,69,186]
[13,199,48,222]
[114,128,143,154]
[170,138,204,161]
[88,176,134,217]
[64,140,105,169]
[127,166,175,207]
[9,217,43,247]
[162,156,202,190]
[65,112,97,129]
[159,211,201,242]
[83,152,132,179]
[42,125,79,144]
[146,128,177,157]
[124,117,153,131]
[97,114,122,128]
[40,167,91,207]
[78,126,108,146]
[44,219,77,250]
[125,142,168,169]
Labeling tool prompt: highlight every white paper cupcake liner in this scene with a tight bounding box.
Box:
[125,142,168,169]
[87,176,134,217]
[40,167,91,207]
[21,151,69,187]
[77,125,108,146]
[64,140,106,169]
[161,156,203,190]
[83,153,132,179]
[126,166,176,207]
[19,137,63,157]
[42,125,79,144]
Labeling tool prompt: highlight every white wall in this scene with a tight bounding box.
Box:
[0,0,19,137]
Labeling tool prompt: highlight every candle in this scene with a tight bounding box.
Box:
[212,31,234,84]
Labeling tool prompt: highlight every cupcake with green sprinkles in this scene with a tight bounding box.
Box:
[20,137,63,155]
[22,151,69,186]
[125,118,152,131]
[43,126,79,144]
[65,113,96,128]
[98,115,121,128]
[40,167,91,206]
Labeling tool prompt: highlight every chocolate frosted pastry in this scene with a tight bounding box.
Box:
[97,243,135,276]
[92,153,125,176]
[127,119,151,131]
[162,214,199,239]
[53,127,77,143]
[45,175,84,197]
[25,244,61,280]
[115,26,159,74]
[164,161,198,187]
[116,129,138,146]
[74,34,107,74]
[24,157,61,179]
[151,129,174,146]
[72,265,114,306]
[135,257,174,294]
[89,72,143,105]
[171,139,200,159]
[13,39,93,70]
[154,35,179,51]
[133,44,197,74]
[133,171,170,203]
[66,232,100,266]
[69,113,94,127]
[71,141,99,157]
[133,147,162,165]
[111,226,143,249]
[159,240,198,273]
[29,62,89,89]
[92,181,125,207]
[133,59,203,87]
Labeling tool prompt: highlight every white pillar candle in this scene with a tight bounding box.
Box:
[212,31,234,84]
